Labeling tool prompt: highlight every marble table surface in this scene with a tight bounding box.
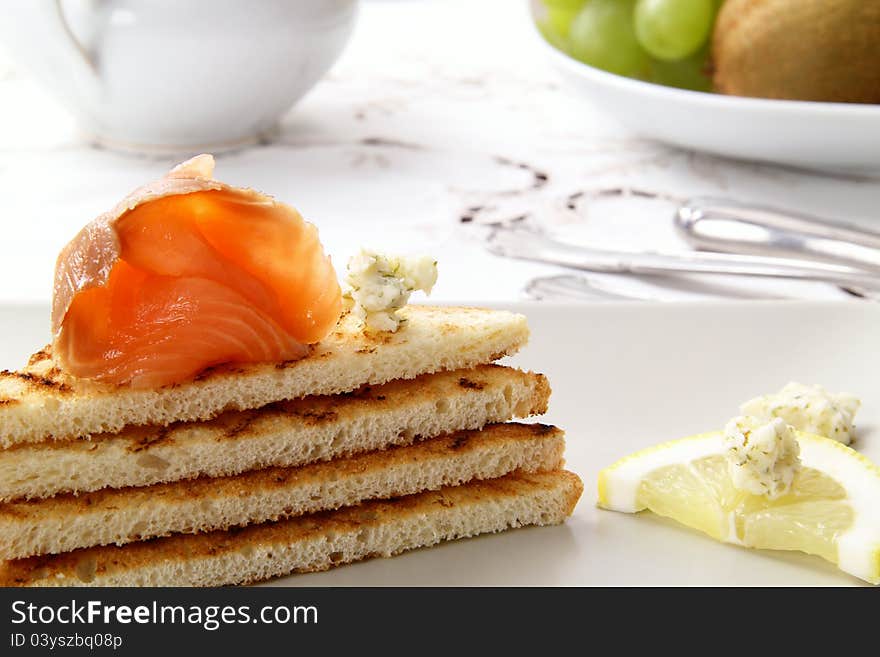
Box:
[1,0,878,310]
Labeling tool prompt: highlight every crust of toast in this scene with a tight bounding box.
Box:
[0,470,583,587]
[0,365,549,501]
[0,423,564,559]
[0,306,529,447]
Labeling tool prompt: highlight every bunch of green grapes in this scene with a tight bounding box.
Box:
[537,0,725,91]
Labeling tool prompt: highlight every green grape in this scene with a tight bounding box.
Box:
[634,0,714,62]
[569,0,651,79]
[537,0,586,42]
[537,17,566,52]
[542,0,588,9]
[649,46,712,91]
[536,0,584,49]
[537,19,569,51]
[546,6,581,38]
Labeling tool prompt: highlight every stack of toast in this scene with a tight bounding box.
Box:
[0,306,582,586]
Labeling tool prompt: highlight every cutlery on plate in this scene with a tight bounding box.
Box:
[485,225,880,293]
[676,197,880,273]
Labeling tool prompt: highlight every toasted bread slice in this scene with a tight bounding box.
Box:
[0,470,583,587]
[0,365,549,501]
[0,306,528,447]
[0,423,564,560]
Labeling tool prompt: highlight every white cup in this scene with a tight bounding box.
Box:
[0,0,358,152]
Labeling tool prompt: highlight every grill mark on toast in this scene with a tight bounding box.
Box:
[3,371,71,394]
[362,332,395,346]
[128,426,173,453]
[458,377,485,390]
[529,423,556,436]
[289,409,338,424]
[192,364,246,383]
[350,384,373,399]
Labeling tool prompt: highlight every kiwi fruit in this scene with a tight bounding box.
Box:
[712,0,880,103]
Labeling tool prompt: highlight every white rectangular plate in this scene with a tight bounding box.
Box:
[1,301,876,586]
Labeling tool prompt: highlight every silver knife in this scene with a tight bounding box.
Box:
[676,198,880,273]
[486,225,880,292]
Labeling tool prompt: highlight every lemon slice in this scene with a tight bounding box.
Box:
[598,431,880,584]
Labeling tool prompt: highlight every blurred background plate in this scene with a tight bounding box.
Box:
[529,1,880,174]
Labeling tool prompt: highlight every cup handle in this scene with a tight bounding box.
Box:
[0,0,100,110]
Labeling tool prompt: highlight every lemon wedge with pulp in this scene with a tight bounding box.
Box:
[598,431,880,584]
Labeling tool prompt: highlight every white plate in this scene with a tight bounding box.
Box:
[1,301,876,586]
[529,3,880,173]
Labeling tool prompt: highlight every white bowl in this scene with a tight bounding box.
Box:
[529,3,880,173]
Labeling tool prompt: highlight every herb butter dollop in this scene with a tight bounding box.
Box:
[723,415,801,499]
[343,250,438,332]
[740,382,860,445]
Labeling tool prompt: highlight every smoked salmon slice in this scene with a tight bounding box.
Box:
[52,155,342,389]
